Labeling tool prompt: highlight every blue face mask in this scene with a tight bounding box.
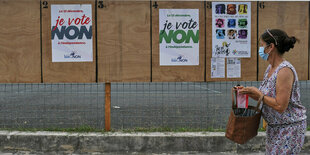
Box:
[258,46,269,60]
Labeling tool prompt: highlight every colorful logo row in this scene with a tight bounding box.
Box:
[216,29,248,39]
[215,4,248,15]
[216,18,248,28]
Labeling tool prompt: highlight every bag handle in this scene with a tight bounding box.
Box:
[231,87,237,109]
[231,87,263,112]
[256,95,263,113]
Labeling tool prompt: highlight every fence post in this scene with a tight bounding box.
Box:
[105,82,111,131]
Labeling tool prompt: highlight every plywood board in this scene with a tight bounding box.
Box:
[0,0,41,83]
[42,0,96,83]
[97,1,151,82]
[206,2,257,81]
[152,1,205,82]
[258,2,309,81]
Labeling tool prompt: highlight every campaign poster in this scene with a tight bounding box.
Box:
[212,2,251,58]
[51,4,93,62]
[159,9,199,66]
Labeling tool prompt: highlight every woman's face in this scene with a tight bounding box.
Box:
[259,40,268,48]
[259,40,271,54]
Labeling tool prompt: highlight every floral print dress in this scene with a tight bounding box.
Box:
[259,61,307,154]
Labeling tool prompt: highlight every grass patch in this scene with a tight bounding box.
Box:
[0,126,228,133]
[120,127,223,133]
[6,126,310,132]
[0,125,106,133]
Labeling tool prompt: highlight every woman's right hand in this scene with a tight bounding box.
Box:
[238,86,263,101]
[233,85,244,91]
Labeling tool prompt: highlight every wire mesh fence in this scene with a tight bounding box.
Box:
[0,83,105,129]
[0,81,310,130]
[111,81,261,129]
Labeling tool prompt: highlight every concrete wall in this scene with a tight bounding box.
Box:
[1,131,310,154]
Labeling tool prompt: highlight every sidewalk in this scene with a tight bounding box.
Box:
[0,131,309,154]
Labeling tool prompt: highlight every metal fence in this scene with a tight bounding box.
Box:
[111,81,260,129]
[0,83,105,129]
[1,81,310,130]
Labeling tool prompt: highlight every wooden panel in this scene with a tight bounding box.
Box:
[98,1,151,82]
[206,2,257,81]
[42,0,96,83]
[258,2,309,81]
[152,1,205,82]
[0,0,41,83]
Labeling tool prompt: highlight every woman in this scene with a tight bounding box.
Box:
[238,29,307,154]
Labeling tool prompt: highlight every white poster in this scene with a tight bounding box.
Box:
[211,58,225,78]
[227,58,241,78]
[212,2,251,58]
[159,9,199,66]
[51,4,93,62]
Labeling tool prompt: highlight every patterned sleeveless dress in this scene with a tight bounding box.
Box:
[259,60,307,154]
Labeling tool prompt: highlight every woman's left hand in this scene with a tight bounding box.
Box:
[238,86,263,101]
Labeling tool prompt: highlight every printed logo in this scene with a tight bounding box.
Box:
[64,51,82,59]
[227,19,236,28]
[227,4,236,15]
[232,49,237,55]
[238,29,248,39]
[171,55,188,62]
[216,29,225,39]
[238,19,247,28]
[215,18,225,28]
[214,42,231,56]
[238,4,248,14]
[228,29,237,39]
[215,4,225,14]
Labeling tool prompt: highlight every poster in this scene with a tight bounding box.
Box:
[211,58,225,78]
[227,58,241,78]
[51,4,93,62]
[212,2,251,58]
[159,9,199,66]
